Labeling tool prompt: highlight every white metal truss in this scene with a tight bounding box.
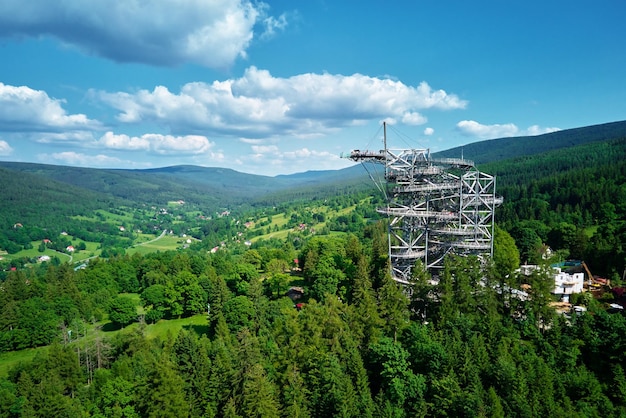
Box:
[349,144,501,284]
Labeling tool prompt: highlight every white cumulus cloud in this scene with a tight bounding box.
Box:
[456,120,519,139]
[281,148,337,160]
[99,132,150,150]
[240,138,264,144]
[284,148,345,173]
[0,139,13,156]
[0,83,100,132]
[0,0,279,68]
[251,144,280,154]
[457,120,561,139]
[98,132,214,155]
[402,112,428,125]
[95,67,467,138]
[241,143,343,174]
[260,12,289,40]
[423,127,434,136]
[526,125,561,135]
[40,151,137,168]
[34,131,97,144]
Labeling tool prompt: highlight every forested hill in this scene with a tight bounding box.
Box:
[0,161,368,210]
[433,119,626,164]
[0,166,119,223]
[0,162,234,209]
[0,119,624,212]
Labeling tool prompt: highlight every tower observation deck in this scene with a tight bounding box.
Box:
[347,123,502,284]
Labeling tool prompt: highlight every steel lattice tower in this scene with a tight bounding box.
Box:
[348,124,502,284]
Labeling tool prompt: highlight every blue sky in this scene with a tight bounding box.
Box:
[0,0,624,176]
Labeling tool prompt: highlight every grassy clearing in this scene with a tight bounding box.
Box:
[71,249,99,263]
[80,241,101,255]
[144,314,209,340]
[71,209,136,224]
[133,232,165,244]
[127,234,182,255]
[9,247,71,261]
[96,209,136,223]
[0,347,47,378]
[0,309,208,378]
[71,215,98,222]
[251,213,289,232]
[97,314,208,341]
[248,202,360,243]
[5,232,88,264]
[251,229,291,243]
[3,229,175,264]
[336,204,358,216]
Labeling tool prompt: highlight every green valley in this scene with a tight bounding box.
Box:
[0,120,625,417]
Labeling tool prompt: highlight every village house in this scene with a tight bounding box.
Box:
[518,264,585,303]
[552,267,584,302]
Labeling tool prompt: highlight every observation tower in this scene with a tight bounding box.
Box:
[347,123,502,284]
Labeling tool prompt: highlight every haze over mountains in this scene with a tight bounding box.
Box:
[0,120,624,210]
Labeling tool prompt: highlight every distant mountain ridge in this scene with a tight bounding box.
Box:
[0,120,624,211]
[433,120,626,164]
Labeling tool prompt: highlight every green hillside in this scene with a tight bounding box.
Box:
[0,162,224,208]
[0,167,118,228]
[0,161,368,208]
[433,119,626,164]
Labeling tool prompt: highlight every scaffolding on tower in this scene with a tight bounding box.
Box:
[347,123,502,284]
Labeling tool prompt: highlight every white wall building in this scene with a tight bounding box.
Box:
[517,264,585,303]
[552,267,584,302]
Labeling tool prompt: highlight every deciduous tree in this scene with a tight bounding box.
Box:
[108,296,137,328]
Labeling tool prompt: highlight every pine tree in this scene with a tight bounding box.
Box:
[349,254,382,349]
[281,363,311,418]
[222,398,242,418]
[135,357,190,418]
[369,221,390,289]
[377,269,409,341]
[485,386,505,418]
[241,363,281,418]
[340,334,375,418]
[206,331,235,415]
[172,330,212,416]
[409,259,433,322]
[309,353,357,417]
[437,258,456,326]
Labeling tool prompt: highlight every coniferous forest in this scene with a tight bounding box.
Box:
[0,124,625,417]
[1,227,626,417]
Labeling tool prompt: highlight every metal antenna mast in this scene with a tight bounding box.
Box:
[348,125,502,284]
